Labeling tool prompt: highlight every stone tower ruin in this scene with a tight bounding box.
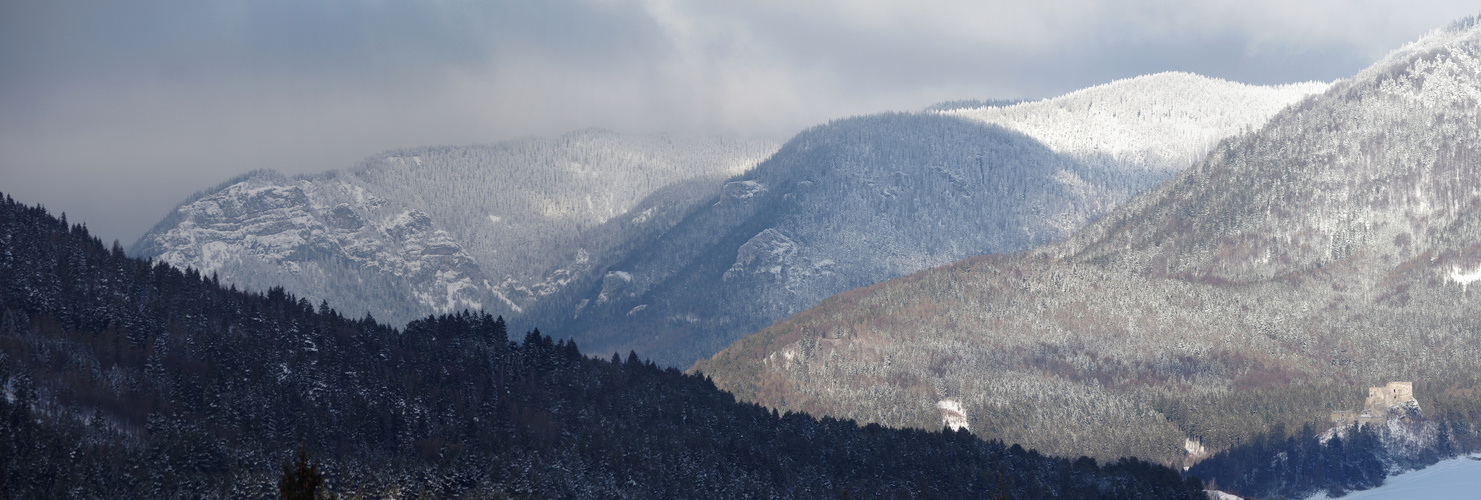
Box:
[1331,381,1417,426]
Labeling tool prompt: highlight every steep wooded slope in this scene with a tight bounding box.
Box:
[538,75,1325,368]
[131,130,778,325]
[1055,35,1481,282]
[698,17,1481,467]
[0,195,1203,499]
[533,114,1107,367]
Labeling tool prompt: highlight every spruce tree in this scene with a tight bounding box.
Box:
[279,442,324,500]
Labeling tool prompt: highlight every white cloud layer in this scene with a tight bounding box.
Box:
[0,0,1476,244]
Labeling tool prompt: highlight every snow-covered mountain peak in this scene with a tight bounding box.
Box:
[941,72,1329,173]
[1049,17,1481,283]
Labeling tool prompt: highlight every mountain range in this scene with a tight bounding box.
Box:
[8,11,1481,500]
[697,17,1481,468]
[136,73,1325,369]
[131,130,778,326]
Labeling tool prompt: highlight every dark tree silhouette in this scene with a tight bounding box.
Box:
[279,443,324,500]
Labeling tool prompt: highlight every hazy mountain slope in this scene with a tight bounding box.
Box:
[535,114,1107,367]
[541,74,1326,368]
[0,195,1204,499]
[131,130,778,325]
[698,17,1481,466]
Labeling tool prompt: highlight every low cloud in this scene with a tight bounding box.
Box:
[1,0,1475,244]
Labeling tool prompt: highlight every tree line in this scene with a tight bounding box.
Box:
[0,193,1202,498]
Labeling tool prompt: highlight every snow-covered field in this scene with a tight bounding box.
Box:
[1303,455,1481,500]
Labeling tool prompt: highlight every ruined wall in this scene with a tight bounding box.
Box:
[1333,381,1417,427]
[1364,387,1387,414]
[1384,381,1413,407]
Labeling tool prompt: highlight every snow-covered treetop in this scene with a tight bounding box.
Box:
[1362,13,1481,75]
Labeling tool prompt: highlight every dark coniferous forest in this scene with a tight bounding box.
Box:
[0,194,1203,498]
[1189,423,1390,499]
[1189,414,1472,499]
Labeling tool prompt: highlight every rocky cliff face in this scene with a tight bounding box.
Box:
[135,174,493,321]
[132,131,778,324]
[698,19,1481,466]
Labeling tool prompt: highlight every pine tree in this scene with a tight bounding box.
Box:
[279,442,324,500]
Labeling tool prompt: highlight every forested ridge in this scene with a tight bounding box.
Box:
[697,15,1481,477]
[0,195,1202,498]
[534,113,1121,368]
[534,74,1323,369]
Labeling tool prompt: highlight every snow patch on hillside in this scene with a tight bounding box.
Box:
[724,180,767,200]
[491,287,523,314]
[937,399,970,431]
[630,207,658,224]
[1185,438,1207,456]
[1449,266,1481,292]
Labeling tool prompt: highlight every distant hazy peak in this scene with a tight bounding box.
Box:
[133,131,780,325]
[940,72,1328,173]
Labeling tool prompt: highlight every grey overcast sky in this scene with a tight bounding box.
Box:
[1,0,1476,246]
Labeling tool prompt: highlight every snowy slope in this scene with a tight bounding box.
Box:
[1057,17,1481,282]
[1302,455,1481,500]
[943,72,1328,174]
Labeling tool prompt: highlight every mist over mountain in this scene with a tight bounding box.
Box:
[533,74,1324,368]
[131,130,778,325]
[698,17,1481,475]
